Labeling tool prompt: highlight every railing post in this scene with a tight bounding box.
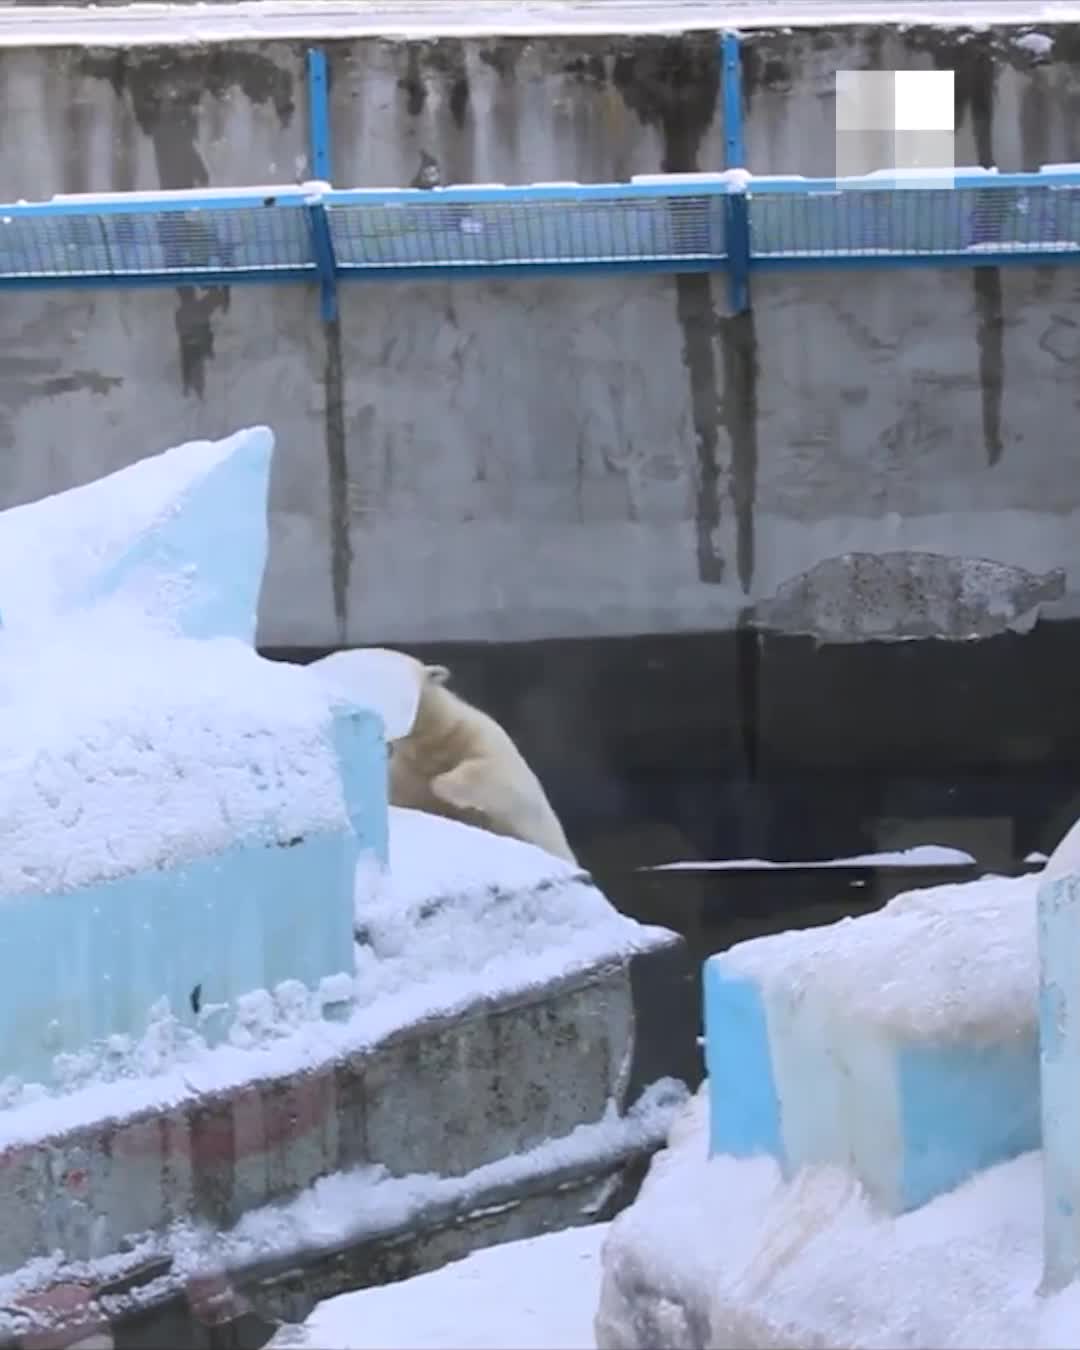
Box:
[720,30,750,314]
[306,48,338,323]
[307,47,332,183]
[306,199,339,323]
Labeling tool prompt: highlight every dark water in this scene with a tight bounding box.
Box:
[265,618,1080,876]
[265,620,1072,1057]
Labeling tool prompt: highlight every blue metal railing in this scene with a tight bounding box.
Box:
[747,166,1080,269]
[3,29,1080,311]
[5,168,1080,295]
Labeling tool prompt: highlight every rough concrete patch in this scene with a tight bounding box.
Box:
[611,32,718,171]
[322,316,352,642]
[753,551,1066,642]
[396,39,470,128]
[477,38,525,80]
[741,32,797,102]
[363,969,633,1179]
[609,33,728,587]
[78,44,296,136]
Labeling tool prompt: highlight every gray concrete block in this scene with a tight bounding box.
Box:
[362,967,633,1178]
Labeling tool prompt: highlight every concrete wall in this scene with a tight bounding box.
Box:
[2,24,1080,646]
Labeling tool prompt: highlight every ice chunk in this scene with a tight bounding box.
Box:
[307,646,424,740]
[0,623,391,1088]
[352,808,655,1034]
[0,425,273,641]
[0,626,367,896]
[1041,815,1080,883]
[596,1086,1064,1350]
[705,873,1041,1214]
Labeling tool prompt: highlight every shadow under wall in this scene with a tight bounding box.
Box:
[263,618,1080,874]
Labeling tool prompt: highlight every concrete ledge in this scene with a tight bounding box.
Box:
[705,874,1041,1213]
[0,930,689,1281]
[0,1130,666,1350]
[0,829,360,1089]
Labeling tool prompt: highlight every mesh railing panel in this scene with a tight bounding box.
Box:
[326,193,727,269]
[749,183,1080,258]
[0,204,313,278]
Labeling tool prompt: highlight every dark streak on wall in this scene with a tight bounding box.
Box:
[323,315,352,642]
[80,44,295,399]
[940,35,1006,466]
[612,35,746,587]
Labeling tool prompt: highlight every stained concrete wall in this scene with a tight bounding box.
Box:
[2,25,1080,646]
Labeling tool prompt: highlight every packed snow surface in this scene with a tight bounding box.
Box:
[0,623,351,897]
[596,1087,1080,1349]
[0,426,271,635]
[353,806,657,1024]
[2,3,1079,47]
[277,1222,611,1349]
[652,844,975,871]
[718,870,1039,1041]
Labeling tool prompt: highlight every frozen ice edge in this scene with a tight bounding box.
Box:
[0,903,666,1155]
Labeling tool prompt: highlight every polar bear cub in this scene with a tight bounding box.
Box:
[387,655,577,866]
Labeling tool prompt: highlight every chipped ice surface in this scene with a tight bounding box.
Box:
[0,426,273,641]
[718,871,1039,1042]
[0,622,351,898]
[0,808,662,1145]
[596,1086,1080,1350]
[353,807,663,1025]
[1040,815,1080,883]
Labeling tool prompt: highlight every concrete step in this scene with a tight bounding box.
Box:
[0,933,693,1348]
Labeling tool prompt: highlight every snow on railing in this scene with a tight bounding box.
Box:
[1,165,1079,311]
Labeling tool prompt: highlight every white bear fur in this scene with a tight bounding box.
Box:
[386,655,577,865]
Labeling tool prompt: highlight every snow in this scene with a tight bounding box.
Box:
[596,1086,1080,1350]
[0,425,272,640]
[279,1223,610,1350]
[1041,816,1080,883]
[307,647,422,741]
[0,627,351,898]
[5,2,1080,47]
[718,870,1039,1041]
[49,184,328,206]
[650,844,975,871]
[353,807,657,1026]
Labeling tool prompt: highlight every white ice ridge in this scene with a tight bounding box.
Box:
[0,626,353,897]
[596,1087,1080,1350]
[719,871,1040,1043]
[0,425,273,641]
